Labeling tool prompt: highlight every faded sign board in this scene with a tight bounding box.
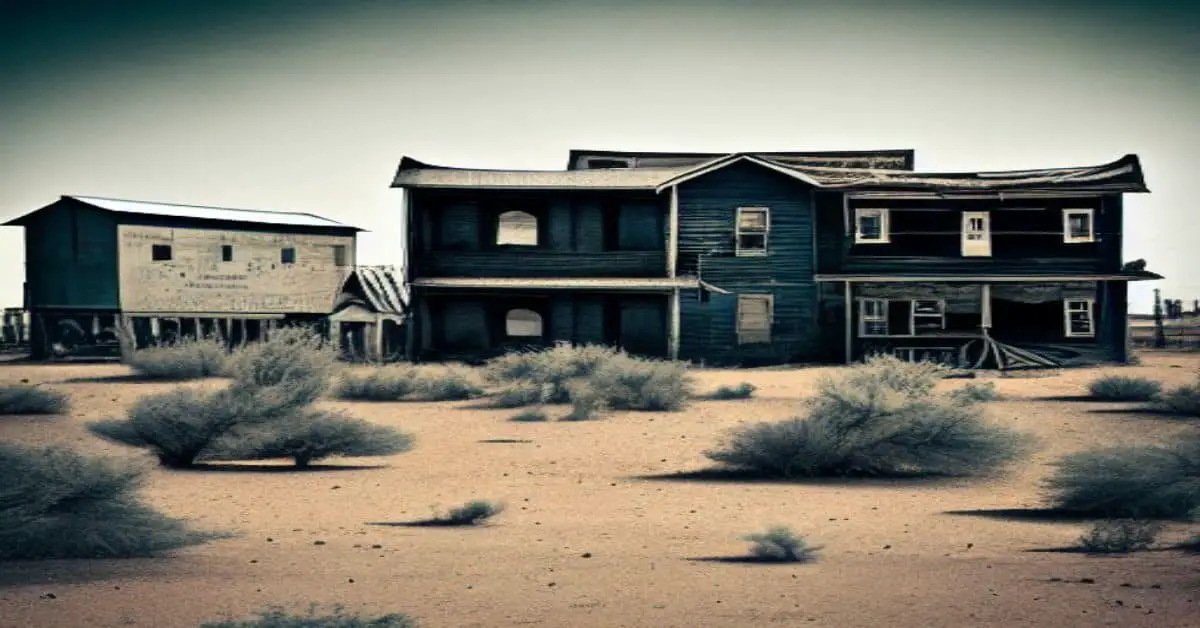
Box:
[117,225,354,314]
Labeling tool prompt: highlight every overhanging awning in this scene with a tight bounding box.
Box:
[411,277,700,291]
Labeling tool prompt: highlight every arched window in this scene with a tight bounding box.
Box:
[496,210,538,246]
[505,308,543,338]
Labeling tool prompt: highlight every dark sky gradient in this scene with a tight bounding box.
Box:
[2,0,1197,311]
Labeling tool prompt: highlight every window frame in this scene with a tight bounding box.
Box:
[221,244,234,263]
[734,206,770,257]
[858,297,889,337]
[1063,298,1096,338]
[332,244,347,267]
[1062,208,1096,243]
[151,244,172,262]
[495,209,540,247]
[911,299,947,333]
[854,208,890,244]
[736,293,774,344]
[504,308,544,339]
[280,247,296,265]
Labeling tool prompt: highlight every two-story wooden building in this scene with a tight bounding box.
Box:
[2,195,366,359]
[392,149,1159,368]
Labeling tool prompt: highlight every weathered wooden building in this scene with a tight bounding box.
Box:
[2,195,366,359]
[392,149,1159,368]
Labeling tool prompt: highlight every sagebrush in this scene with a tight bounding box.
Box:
[127,336,228,380]
[335,365,482,402]
[705,382,757,400]
[1087,375,1163,402]
[199,604,417,628]
[430,500,503,526]
[0,444,225,560]
[1158,380,1200,417]
[1043,437,1200,519]
[205,409,413,468]
[0,384,70,415]
[1076,519,1163,554]
[741,526,821,563]
[946,381,999,404]
[705,354,1031,478]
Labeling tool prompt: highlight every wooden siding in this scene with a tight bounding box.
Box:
[816,195,1124,275]
[675,161,820,365]
[24,203,120,309]
[419,251,666,278]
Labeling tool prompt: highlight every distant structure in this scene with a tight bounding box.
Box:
[2,195,405,360]
[1,307,29,346]
[392,149,1159,368]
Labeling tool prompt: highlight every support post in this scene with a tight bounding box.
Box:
[374,313,385,362]
[843,281,853,364]
[1153,288,1166,348]
[239,318,247,347]
[981,283,992,329]
[668,288,681,360]
[667,186,679,278]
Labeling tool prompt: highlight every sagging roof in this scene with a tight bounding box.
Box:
[2,195,362,230]
[391,153,1149,195]
[566,148,916,171]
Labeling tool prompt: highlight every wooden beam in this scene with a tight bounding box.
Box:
[981,283,992,329]
[374,313,385,362]
[668,288,681,360]
[667,186,679,278]
[843,281,853,364]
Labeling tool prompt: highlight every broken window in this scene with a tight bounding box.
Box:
[854,208,889,243]
[505,308,543,338]
[859,298,888,336]
[221,244,233,262]
[281,247,296,264]
[151,244,172,261]
[1063,209,1095,243]
[496,210,538,246]
[912,299,947,332]
[736,294,773,344]
[1064,298,1095,337]
[735,207,769,256]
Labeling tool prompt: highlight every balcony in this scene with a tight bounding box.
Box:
[416,250,667,278]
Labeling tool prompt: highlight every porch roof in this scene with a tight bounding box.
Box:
[411,277,700,291]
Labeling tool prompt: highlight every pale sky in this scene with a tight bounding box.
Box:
[2,0,1196,314]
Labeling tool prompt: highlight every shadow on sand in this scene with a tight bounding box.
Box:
[478,438,534,444]
[942,508,1098,524]
[0,556,184,588]
[684,556,815,565]
[632,468,961,487]
[365,519,496,529]
[57,374,209,385]
[176,463,388,474]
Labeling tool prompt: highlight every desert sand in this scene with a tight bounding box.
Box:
[1,353,1198,628]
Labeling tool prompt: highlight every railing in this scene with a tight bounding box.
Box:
[416,250,667,278]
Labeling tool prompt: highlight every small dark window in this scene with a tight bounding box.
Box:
[585,158,633,169]
[281,247,296,264]
[221,244,233,262]
[151,244,172,261]
[332,245,347,267]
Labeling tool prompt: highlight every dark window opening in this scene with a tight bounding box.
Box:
[585,158,633,169]
[281,247,296,264]
[333,245,347,266]
[221,244,233,262]
[151,244,172,261]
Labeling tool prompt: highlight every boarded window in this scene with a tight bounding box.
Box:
[497,210,538,246]
[281,247,296,264]
[221,244,233,262]
[736,294,773,344]
[332,245,347,267]
[1064,299,1094,337]
[735,207,769,256]
[855,208,889,243]
[151,244,172,261]
[1063,209,1095,243]
[859,298,888,336]
[505,309,543,337]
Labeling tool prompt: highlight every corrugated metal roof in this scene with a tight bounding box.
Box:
[391,153,1149,194]
[355,266,407,314]
[2,195,361,229]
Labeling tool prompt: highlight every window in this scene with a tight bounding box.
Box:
[854,208,889,243]
[1063,209,1095,243]
[496,210,538,246]
[735,207,769,256]
[911,300,947,332]
[583,157,633,169]
[221,244,233,262]
[505,309,543,338]
[151,244,172,261]
[1064,299,1095,337]
[332,245,347,267]
[736,294,773,344]
[859,298,888,336]
[280,247,296,264]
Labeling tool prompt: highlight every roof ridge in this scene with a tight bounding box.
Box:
[67,194,336,222]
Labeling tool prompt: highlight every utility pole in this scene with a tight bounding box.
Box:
[1153,288,1166,348]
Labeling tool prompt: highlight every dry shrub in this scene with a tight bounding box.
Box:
[946,381,999,405]
[431,500,503,526]
[200,604,417,628]
[207,409,413,468]
[489,381,551,409]
[1076,519,1163,554]
[1043,437,1200,519]
[705,382,757,400]
[741,526,821,563]
[485,344,621,403]
[510,408,549,422]
[334,366,420,401]
[1087,375,1163,402]
[127,336,228,380]
[705,354,1032,478]
[0,384,70,415]
[1158,380,1200,417]
[0,444,226,560]
[583,354,695,411]
[224,326,340,405]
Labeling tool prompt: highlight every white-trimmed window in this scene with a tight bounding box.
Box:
[1064,299,1095,337]
[1063,209,1095,243]
[911,299,947,333]
[736,294,773,344]
[854,208,889,243]
[735,207,769,256]
[505,309,543,338]
[859,298,888,337]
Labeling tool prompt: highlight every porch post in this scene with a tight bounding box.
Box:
[668,288,681,360]
[374,313,385,362]
[981,283,992,329]
[843,281,853,364]
[667,186,679,278]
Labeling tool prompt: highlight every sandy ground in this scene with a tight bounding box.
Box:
[1,353,1199,628]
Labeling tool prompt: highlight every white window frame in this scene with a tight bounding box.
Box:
[854,208,890,244]
[736,294,774,344]
[1064,298,1095,338]
[859,298,889,337]
[1063,208,1095,243]
[735,207,770,257]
